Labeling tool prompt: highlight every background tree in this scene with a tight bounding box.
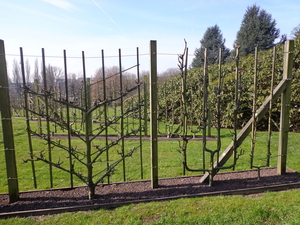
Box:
[291,23,300,39]
[45,65,63,90]
[10,59,23,115]
[33,59,41,82]
[12,59,22,93]
[235,4,280,56]
[158,67,180,83]
[191,24,230,68]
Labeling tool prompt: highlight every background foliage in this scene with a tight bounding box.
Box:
[158,38,300,132]
[190,24,230,69]
[235,4,281,56]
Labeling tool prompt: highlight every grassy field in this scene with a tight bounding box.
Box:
[1,116,300,192]
[1,190,300,224]
[1,116,300,224]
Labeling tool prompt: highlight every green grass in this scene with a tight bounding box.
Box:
[1,116,300,224]
[1,117,300,193]
[2,190,300,224]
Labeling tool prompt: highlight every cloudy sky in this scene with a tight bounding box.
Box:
[1,0,299,77]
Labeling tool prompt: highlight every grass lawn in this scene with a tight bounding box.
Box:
[1,190,300,224]
[1,116,300,224]
[2,117,299,193]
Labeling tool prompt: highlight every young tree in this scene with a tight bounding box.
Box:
[191,24,230,69]
[235,4,280,56]
[23,71,141,200]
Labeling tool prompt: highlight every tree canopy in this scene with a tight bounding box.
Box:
[291,23,300,39]
[235,4,280,56]
[191,24,230,69]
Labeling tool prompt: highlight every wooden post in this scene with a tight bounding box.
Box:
[119,48,126,182]
[101,49,110,184]
[0,39,19,202]
[150,40,158,188]
[86,78,93,136]
[41,48,53,188]
[277,40,294,175]
[63,49,74,188]
[143,75,148,136]
[200,78,290,183]
[20,47,37,189]
[250,47,258,168]
[137,47,144,179]
[267,46,276,167]
[34,79,42,135]
[202,48,208,171]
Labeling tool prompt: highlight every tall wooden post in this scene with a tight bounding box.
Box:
[150,40,158,188]
[86,78,93,136]
[0,39,19,202]
[119,48,126,181]
[101,49,110,184]
[41,48,53,188]
[34,79,42,135]
[143,75,148,136]
[63,50,74,188]
[277,40,294,174]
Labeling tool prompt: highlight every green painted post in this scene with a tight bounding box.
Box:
[86,78,93,136]
[250,47,258,169]
[20,47,37,189]
[41,48,53,188]
[119,49,126,182]
[267,46,276,167]
[0,39,19,202]
[143,75,148,136]
[34,79,42,135]
[277,40,294,175]
[101,49,110,184]
[63,49,74,188]
[150,40,158,188]
[202,48,208,171]
[137,47,144,179]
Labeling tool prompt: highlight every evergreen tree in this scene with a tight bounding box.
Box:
[235,4,280,56]
[191,24,230,68]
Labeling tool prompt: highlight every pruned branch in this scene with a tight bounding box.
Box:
[23,152,87,184]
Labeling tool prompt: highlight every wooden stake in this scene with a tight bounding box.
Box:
[150,40,158,188]
[278,40,294,174]
[0,39,19,202]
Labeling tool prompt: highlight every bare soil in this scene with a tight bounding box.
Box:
[1,167,300,214]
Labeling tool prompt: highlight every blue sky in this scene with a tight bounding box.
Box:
[1,0,300,77]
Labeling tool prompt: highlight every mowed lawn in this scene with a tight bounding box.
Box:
[1,117,300,224]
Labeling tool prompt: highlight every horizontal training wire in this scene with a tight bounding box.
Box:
[4,53,193,59]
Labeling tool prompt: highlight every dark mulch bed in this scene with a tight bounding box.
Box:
[1,167,300,214]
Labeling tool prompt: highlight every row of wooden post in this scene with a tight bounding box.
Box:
[0,39,294,202]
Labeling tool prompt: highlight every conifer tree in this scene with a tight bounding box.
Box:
[235,4,280,56]
[191,25,230,68]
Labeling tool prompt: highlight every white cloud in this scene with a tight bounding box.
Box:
[41,0,77,11]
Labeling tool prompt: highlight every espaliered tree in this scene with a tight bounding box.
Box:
[191,24,230,68]
[235,4,280,56]
[22,62,142,200]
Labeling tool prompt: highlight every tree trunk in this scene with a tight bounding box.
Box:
[88,183,95,200]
